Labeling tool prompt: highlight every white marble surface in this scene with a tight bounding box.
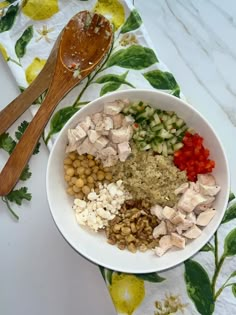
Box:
[0,0,236,314]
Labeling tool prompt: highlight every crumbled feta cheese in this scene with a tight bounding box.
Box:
[72,181,131,232]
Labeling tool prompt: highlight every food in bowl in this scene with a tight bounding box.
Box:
[63,98,221,256]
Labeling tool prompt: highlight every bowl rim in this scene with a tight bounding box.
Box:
[46,89,230,273]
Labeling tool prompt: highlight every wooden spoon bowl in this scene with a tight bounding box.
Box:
[0,10,113,196]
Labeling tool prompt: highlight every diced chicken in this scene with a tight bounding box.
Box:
[177,189,209,213]
[67,127,86,147]
[166,220,176,233]
[196,209,216,226]
[199,184,221,197]
[123,115,135,126]
[170,212,186,225]
[197,174,216,186]
[159,235,173,251]
[77,137,96,155]
[186,212,197,224]
[162,206,176,220]
[112,114,124,129]
[91,112,102,125]
[110,126,133,143]
[183,225,202,239]
[176,219,194,235]
[87,130,100,143]
[99,146,116,158]
[154,247,167,257]
[104,100,125,115]
[189,181,200,192]
[102,154,119,167]
[77,116,94,132]
[94,136,109,150]
[118,142,131,162]
[171,233,185,249]
[195,196,215,213]
[174,183,189,195]
[95,120,106,132]
[150,204,164,220]
[153,221,167,239]
[104,116,113,130]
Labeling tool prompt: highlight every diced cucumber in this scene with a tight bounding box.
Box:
[141,144,151,151]
[153,113,161,124]
[176,118,185,128]
[166,124,173,130]
[158,129,172,139]
[151,124,164,132]
[175,125,188,136]
[173,143,184,151]
[162,142,168,156]
[167,147,174,154]
[169,136,178,145]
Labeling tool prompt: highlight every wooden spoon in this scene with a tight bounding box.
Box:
[0,36,60,135]
[0,10,113,196]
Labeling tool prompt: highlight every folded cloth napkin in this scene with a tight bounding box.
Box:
[0,1,236,314]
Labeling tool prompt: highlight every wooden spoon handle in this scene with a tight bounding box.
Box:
[0,76,74,196]
[0,39,59,135]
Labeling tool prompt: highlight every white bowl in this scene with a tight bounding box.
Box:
[46,89,230,273]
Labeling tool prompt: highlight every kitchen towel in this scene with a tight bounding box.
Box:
[0,1,236,314]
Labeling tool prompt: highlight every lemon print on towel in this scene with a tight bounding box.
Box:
[93,0,125,31]
[109,273,145,315]
[0,43,9,61]
[25,57,46,84]
[22,0,59,21]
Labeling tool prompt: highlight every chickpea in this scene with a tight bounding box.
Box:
[87,176,94,184]
[85,168,92,176]
[97,171,105,181]
[81,174,86,179]
[81,160,88,167]
[87,154,94,160]
[71,177,77,184]
[105,173,112,181]
[95,188,99,194]
[66,168,75,176]
[69,152,77,160]
[66,187,74,196]
[64,175,71,182]
[76,192,85,199]
[77,167,85,175]
[73,185,80,193]
[92,166,99,173]
[103,167,110,173]
[75,178,84,188]
[88,160,95,167]
[64,158,72,165]
[82,185,90,195]
[68,180,74,187]
[64,165,69,170]
[88,183,94,189]
[73,160,80,168]
[78,155,85,161]
[91,173,97,180]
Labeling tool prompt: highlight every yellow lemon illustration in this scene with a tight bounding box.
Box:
[93,0,125,31]
[25,57,46,84]
[109,273,145,315]
[0,1,9,9]
[22,0,59,21]
[0,43,9,61]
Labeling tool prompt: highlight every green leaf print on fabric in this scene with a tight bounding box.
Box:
[135,273,165,283]
[107,45,158,70]
[46,106,79,144]
[200,242,214,252]
[224,228,236,257]
[96,71,134,96]
[0,3,19,33]
[120,9,142,34]
[15,25,34,58]
[184,260,214,315]
[222,203,236,224]
[228,192,235,202]
[232,284,236,297]
[143,70,180,96]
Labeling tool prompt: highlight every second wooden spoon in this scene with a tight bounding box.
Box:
[0,10,113,196]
